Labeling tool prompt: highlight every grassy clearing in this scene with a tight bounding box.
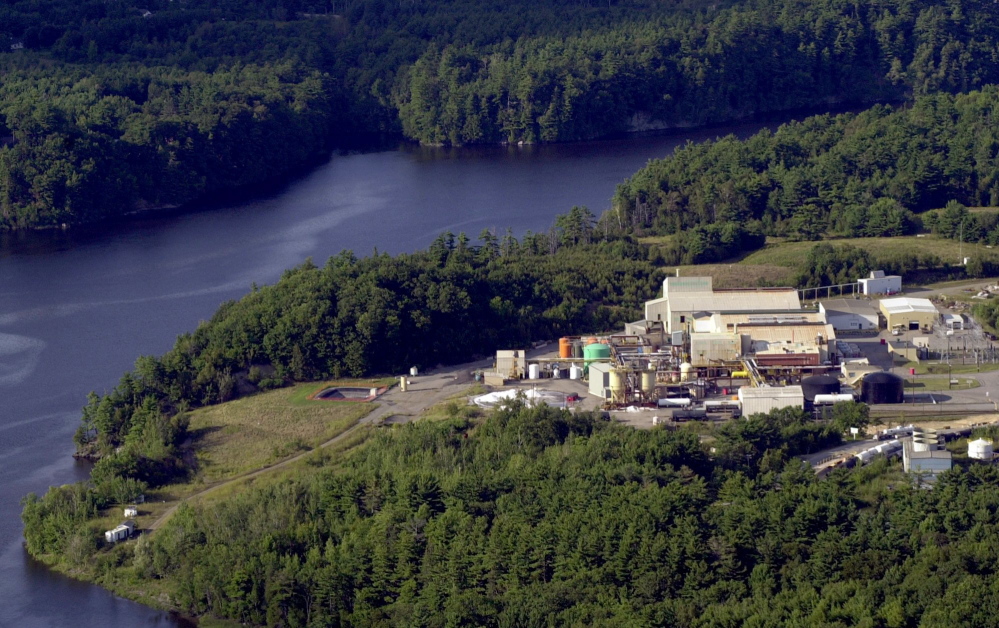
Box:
[908,362,999,375]
[186,381,381,483]
[909,377,979,391]
[739,236,982,268]
[675,263,795,288]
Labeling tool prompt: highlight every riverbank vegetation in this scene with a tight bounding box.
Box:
[28,400,999,626]
[3,0,999,228]
[612,87,999,252]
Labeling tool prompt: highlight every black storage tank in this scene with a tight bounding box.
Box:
[861,372,904,404]
[801,374,841,403]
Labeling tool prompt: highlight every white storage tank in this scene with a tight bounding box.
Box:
[813,393,855,406]
[679,362,693,382]
[410,366,419,377]
[657,397,692,408]
[528,364,540,380]
[968,438,994,460]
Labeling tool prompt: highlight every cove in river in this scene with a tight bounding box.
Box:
[0,114,799,626]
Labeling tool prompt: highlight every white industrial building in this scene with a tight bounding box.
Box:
[858,270,902,295]
[738,386,804,417]
[104,520,135,544]
[819,299,880,331]
[645,275,800,333]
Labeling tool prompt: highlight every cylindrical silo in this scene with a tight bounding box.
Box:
[968,438,994,460]
[801,374,841,403]
[559,337,572,359]
[609,369,625,403]
[641,370,656,396]
[583,342,611,375]
[861,372,904,404]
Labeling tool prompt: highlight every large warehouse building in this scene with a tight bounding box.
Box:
[645,275,801,333]
[879,297,939,331]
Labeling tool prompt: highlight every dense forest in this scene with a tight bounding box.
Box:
[612,87,999,248]
[26,400,999,626]
[2,0,999,227]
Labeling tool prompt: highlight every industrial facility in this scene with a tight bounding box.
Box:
[469,269,997,477]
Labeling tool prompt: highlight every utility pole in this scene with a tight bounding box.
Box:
[960,219,965,266]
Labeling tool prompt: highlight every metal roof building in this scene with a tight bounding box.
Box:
[879,297,940,331]
[645,275,800,333]
[819,299,880,331]
[738,386,804,417]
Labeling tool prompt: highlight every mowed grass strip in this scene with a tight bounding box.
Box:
[739,236,986,268]
[675,263,795,288]
[187,381,384,483]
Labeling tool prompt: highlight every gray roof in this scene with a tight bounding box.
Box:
[667,290,800,313]
[822,298,879,316]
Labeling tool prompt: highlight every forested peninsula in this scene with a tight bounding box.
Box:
[21,78,999,624]
[3,0,999,228]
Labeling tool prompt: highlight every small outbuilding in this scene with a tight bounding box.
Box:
[943,313,964,330]
[588,362,613,399]
[879,297,939,331]
[104,520,136,544]
[738,386,804,417]
[858,270,902,295]
[124,506,138,517]
[819,299,880,331]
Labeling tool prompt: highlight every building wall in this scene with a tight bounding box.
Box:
[882,309,938,330]
[825,311,878,331]
[690,333,741,366]
[589,363,612,397]
[738,392,804,417]
[861,276,902,295]
[645,298,669,324]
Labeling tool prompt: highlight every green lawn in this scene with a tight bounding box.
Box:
[908,376,979,391]
[186,380,385,482]
[739,235,989,268]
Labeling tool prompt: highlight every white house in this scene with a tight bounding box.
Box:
[858,270,901,295]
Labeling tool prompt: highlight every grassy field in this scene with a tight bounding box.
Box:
[909,362,999,375]
[186,380,388,483]
[908,376,979,391]
[674,263,795,288]
[739,235,986,268]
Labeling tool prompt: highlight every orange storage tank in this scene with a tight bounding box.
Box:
[559,337,573,359]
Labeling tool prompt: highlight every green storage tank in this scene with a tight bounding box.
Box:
[582,342,611,375]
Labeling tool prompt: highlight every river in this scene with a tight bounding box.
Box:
[0,118,776,626]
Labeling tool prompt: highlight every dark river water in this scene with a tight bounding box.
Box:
[0,119,775,626]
